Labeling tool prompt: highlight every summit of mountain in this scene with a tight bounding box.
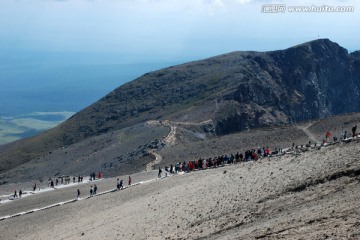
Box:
[0,38,359,175]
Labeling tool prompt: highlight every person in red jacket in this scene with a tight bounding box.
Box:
[265,147,270,156]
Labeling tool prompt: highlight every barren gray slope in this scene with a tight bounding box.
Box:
[0,140,359,240]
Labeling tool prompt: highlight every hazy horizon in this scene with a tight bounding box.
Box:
[0,0,359,144]
[1,0,359,116]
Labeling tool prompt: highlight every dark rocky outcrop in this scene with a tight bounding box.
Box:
[214,39,360,134]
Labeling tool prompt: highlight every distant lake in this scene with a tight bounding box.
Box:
[0,61,175,117]
[0,56,181,144]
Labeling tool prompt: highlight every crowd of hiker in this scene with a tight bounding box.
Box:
[7,125,358,202]
[158,125,359,177]
[46,174,90,189]
[115,176,131,190]
[160,147,277,176]
[89,184,97,197]
[8,172,104,200]
[13,190,22,199]
[90,172,103,181]
[154,145,293,177]
[42,172,103,191]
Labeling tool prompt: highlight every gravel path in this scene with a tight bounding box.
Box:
[297,122,318,143]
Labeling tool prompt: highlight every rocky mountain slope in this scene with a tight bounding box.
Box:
[0,39,359,174]
[1,139,359,240]
[1,112,359,186]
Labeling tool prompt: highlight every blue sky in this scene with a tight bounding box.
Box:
[1,0,359,65]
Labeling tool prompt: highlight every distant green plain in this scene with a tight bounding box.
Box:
[0,112,74,145]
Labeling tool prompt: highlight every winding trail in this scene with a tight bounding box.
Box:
[297,122,318,143]
[145,151,163,172]
[145,120,177,146]
[163,121,177,146]
[144,119,213,170]
[144,120,176,171]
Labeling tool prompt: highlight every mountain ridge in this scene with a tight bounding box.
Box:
[0,38,359,174]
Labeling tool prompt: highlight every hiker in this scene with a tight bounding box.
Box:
[128,176,132,186]
[230,154,234,164]
[257,148,262,157]
[183,161,188,172]
[326,131,331,141]
[265,147,270,156]
[94,184,97,195]
[77,189,80,199]
[170,164,173,174]
[202,159,207,169]
[188,161,193,171]
[175,163,178,173]
[235,152,240,164]
[164,166,169,177]
[90,186,93,197]
[119,179,123,189]
[117,178,120,190]
[19,190,22,198]
[14,190,18,198]
[352,125,357,138]
[33,183,36,191]
[252,151,258,160]
[158,167,162,178]
[272,148,279,155]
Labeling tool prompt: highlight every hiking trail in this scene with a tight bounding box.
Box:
[145,151,163,172]
[163,120,177,146]
[297,122,318,143]
[145,119,213,170]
